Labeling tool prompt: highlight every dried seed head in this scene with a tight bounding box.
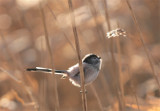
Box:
[106,28,127,38]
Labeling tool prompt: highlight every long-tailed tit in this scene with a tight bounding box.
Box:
[26,54,102,87]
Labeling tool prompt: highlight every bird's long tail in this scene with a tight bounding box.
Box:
[26,67,67,76]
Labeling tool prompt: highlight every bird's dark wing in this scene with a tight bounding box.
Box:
[67,63,87,77]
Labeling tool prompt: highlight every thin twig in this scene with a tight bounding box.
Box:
[102,0,126,110]
[22,84,39,110]
[116,36,126,110]
[127,66,140,111]
[111,38,125,111]
[78,29,109,110]
[125,33,141,111]
[0,31,39,110]
[90,85,104,111]
[68,0,87,111]
[85,0,105,42]
[46,5,76,52]
[125,0,160,91]
[0,67,39,110]
[39,3,60,111]
[102,0,111,31]
[0,67,21,83]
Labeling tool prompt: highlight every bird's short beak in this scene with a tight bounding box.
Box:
[98,57,101,59]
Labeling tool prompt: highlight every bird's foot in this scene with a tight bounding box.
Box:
[80,90,87,94]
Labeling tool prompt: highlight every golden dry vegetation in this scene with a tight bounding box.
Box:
[0,0,159,111]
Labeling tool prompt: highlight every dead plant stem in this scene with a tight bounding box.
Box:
[125,0,160,90]
[47,5,76,52]
[90,85,104,111]
[116,36,126,110]
[102,0,126,110]
[68,0,87,111]
[39,3,60,111]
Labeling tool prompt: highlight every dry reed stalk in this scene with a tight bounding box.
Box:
[87,0,126,110]
[85,0,109,57]
[46,5,76,52]
[86,0,106,42]
[116,35,126,110]
[125,0,160,91]
[111,38,126,111]
[22,84,39,111]
[127,67,140,111]
[78,30,105,111]
[102,0,126,110]
[102,0,111,31]
[39,75,47,111]
[125,41,141,111]
[90,85,104,111]
[78,30,110,111]
[0,32,39,110]
[39,3,60,111]
[84,1,113,103]
[68,0,87,111]
[0,67,39,110]
[79,1,116,108]
[0,67,21,83]
[125,37,141,111]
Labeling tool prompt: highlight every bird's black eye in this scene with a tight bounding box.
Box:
[92,57,96,59]
[83,54,100,64]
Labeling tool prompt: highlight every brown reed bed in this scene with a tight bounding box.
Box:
[0,0,160,111]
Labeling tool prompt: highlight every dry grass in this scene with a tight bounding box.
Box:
[39,2,59,111]
[0,0,160,111]
[125,0,160,91]
[68,0,87,111]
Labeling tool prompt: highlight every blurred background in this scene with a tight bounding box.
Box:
[0,0,159,111]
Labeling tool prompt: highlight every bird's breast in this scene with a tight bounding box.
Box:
[84,66,99,84]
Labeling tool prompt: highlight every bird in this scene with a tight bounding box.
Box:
[26,53,102,87]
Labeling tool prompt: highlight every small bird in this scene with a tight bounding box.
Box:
[26,54,102,87]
